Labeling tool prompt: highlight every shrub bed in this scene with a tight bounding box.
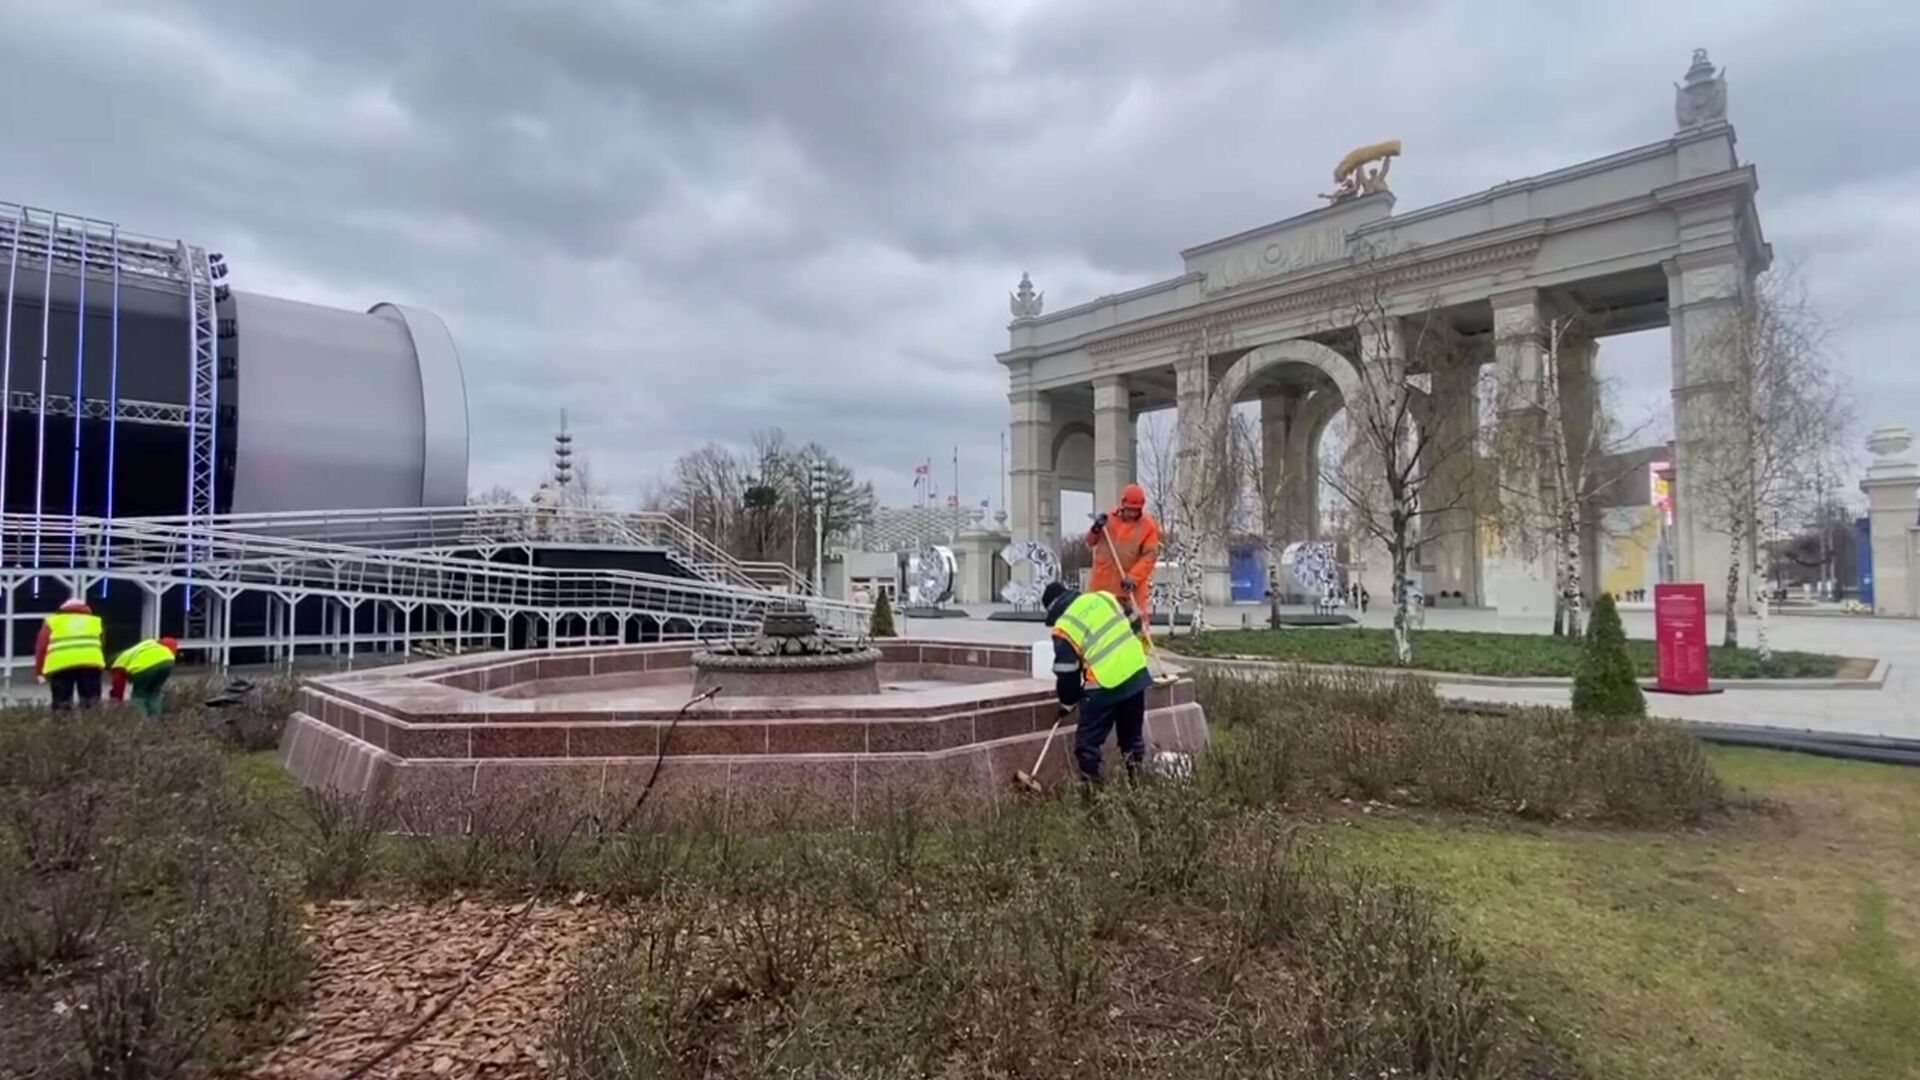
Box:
[1193,666,1723,826]
[549,794,1567,1079]
[0,706,307,1077]
[1172,626,1851,678]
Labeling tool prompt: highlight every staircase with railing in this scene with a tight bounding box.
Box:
[0,507,861,675]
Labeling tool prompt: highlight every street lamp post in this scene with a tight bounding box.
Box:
[809,462,828,595]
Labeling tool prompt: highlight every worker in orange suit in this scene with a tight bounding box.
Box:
[1086,482,1161,631]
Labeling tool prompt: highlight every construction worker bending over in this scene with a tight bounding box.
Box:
[1043,581,1152,784]
[110,637,180,717]
[1087,482,1160,632]
[35,598,106,712]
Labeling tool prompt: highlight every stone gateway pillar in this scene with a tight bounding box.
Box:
[1007,383,1058,566]
[1092,374,1133,511]
[1861,426,1920,617]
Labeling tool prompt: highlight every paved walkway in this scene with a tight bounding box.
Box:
[906,604,1920,742]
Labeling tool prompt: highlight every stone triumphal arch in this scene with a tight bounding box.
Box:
[999,51,1764,615]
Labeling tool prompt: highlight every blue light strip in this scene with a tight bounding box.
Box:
[31,213,54,595]
[67,226,87,568]
[1,213,20,530]
[103,225,120,591]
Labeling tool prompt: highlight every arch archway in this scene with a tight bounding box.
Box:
[1214,339,1362,427]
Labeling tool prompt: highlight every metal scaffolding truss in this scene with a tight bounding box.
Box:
[5,390,192,427]
[180,242,218,591]
[1,507,864,682]
[0,203,187,293]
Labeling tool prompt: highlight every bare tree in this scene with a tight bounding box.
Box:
[1487,312,1655,638]
[657,433,876,577]
[1319,247,1484,664]
[567,459,612,510]
[1691,270,1851,656]
[467,484,522,507]
[1229,408,1292,624]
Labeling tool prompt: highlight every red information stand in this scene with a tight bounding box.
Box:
[1651,583,1715,695]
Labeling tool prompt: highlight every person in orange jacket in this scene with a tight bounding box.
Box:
[1086,482,1161,628]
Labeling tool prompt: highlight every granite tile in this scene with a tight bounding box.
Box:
[590,650,649,675]
[876,642,921,665]
[867,718,944,753]
[856,751,994,822]
[975,702,1037,743]
[766,720,868,755]
[567,724,658,759]
[471,725,569,759]
[472,760,606,804]
[661,721,768,756]
[728,757,857,828]
[358,714,391,752]
[388,725,472,759]
[602,759,731,827]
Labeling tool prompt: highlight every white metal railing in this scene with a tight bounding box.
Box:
[0,511,862,643]
[120,505,817,595]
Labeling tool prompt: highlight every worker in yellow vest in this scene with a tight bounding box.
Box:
[33,598,106,712]
[110,637,180,717]
[1043,581,1152,784]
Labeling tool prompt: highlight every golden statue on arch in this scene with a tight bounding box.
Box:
[1320,139,1401,203]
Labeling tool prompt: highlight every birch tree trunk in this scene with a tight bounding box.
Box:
[1391,500,1413,665]
[1722,526,1743,649]
[1754,551,1773,662]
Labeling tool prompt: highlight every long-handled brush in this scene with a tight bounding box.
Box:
[1014,706,1071,794]
[1098,525,1176,686]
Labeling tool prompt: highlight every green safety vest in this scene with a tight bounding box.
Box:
[43,613,105,674]
[113,639,175,676]
[1052,590,1148,689]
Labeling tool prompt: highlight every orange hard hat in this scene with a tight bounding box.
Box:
[58,598,89,613]
[1120,483,1148,508]
[159,637,179,652]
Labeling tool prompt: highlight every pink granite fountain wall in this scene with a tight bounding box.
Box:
[279,640,1209,825]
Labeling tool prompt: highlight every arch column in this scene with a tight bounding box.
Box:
[1174,356,1230,605]
[1092,374,1132,511]
[1484,289,1555,616]
[1425,349,1483,604]
[1668,250,1757,611]
[1008,380,1058,564]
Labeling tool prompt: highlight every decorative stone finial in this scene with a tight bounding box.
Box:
[1009,272,1044,319]
[1675,48,1727,129]
[1864,424,1919,484]
[1868,424,1914,461]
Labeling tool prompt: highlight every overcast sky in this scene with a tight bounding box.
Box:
[3,0,1915,509]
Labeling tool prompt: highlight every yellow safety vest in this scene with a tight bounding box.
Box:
[113,639,175,676]
[1052,590,1148,689]
[43,613,105,674]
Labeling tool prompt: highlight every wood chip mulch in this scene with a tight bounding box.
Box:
[244,897,601,1080]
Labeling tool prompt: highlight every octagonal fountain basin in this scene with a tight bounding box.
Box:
[278,638,1210,826]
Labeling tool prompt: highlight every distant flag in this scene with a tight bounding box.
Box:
[947,494,959,508]
[913,463,930,475]
[979,499,990,508]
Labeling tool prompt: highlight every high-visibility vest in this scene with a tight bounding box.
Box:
[43,613,105,674]
[113,639,175,676]
[1051,590,1148,689]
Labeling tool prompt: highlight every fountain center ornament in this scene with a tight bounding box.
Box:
[691,601,884,696]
